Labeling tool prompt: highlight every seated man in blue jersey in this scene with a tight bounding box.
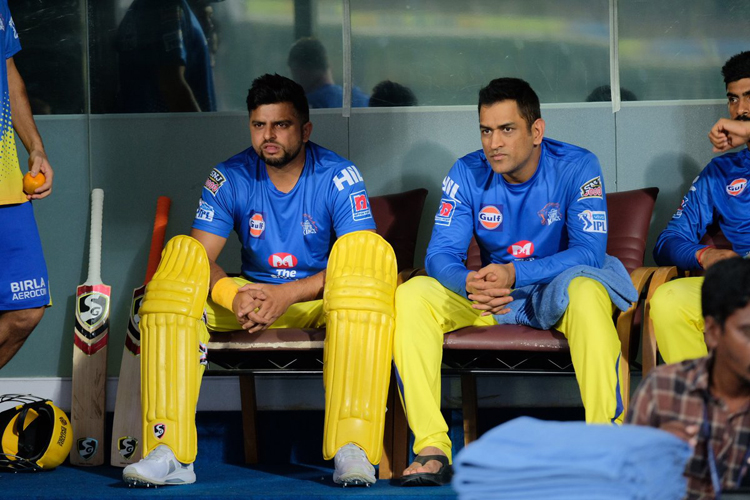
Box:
[123,74,395,487]
[394,77,635,486]
[650,51,750,365]
[287,37,369,109]
[116,0,219,112]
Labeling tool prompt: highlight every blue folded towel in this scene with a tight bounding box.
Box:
[453,417,691,500]
[495,254,638,329]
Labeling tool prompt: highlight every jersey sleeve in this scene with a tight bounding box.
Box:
[653,171,715,270]
[425,160,474,298]
[5,5,21,59]
[191,166,235,238]
[513,153,607,287]
[327,163,376,236]
[151,4,188,65]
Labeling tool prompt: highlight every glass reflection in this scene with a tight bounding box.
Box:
[9,0,85,114]
[351,0,609,106]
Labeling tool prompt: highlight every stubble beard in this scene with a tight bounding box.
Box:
[260,141,304,168]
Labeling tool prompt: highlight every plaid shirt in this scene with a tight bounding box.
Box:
[626,355,750,499]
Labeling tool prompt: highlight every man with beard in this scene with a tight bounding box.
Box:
[123,74,392,487]
[627,257,750,498]
[650,51,750,365]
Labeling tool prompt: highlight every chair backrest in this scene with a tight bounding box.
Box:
[465,187,659,274]
[370,188,428,271]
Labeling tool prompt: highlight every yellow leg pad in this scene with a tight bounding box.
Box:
[322,231,397,464]
[139,235,210,464]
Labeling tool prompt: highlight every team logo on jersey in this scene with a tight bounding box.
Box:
[578,176,603,200]
[195,200,215,222]
[249,212,266,238]
[435,199,457,226]
[333,166,364,192]
[672,196,689,219]
[478,205,503,230]
[537,203,562,226]
[269,253,298,268]
[301,214,318,235]
[442,176,460,199]
[153,423,166,440]
[726,178,747,197]
[204,169,226,196]
[77,438,98,461]
[117,437,138,460]
[349,190,372,221]
[579,210,607,233]
[508,240,534,258]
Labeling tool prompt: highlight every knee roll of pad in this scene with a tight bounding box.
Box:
[322,231,397,463]
[140,235,210,464]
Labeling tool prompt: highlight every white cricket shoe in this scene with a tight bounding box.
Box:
[122,444,196,487]
[332,443,376,487]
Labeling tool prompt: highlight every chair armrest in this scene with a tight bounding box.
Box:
[641,266,680,377]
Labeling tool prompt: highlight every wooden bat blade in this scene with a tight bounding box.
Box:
[71,283,110,466]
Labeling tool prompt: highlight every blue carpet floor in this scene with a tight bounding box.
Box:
[1,408,584,498]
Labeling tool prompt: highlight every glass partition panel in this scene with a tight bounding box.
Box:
[9,0,86,114]
[351,0,610,107]
[619,0,750,101]
[89,0,344,113]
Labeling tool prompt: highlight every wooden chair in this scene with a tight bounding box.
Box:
[641,222,731,376]
[387,187,660,477]
[205,188,428,478]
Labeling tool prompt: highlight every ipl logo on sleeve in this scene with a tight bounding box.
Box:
[349,190,372,221]
[435,198,456,226]
[578,210,607,233]
[195,200,215,222]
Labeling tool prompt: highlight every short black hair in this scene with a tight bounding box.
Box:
[246,73,309,124]
[369,80,418,107]
[702,257,750,327]
[722,51,750,87]
[478,78,541,130]
[287,37,328,73]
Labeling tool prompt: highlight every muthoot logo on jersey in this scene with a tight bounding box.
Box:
[269,253,298,268]
[11,278,47,301]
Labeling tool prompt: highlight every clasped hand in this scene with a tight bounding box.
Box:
[466,263,515,316]
[231,282,295,333]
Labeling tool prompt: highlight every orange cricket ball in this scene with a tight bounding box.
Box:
[23,172,45,195]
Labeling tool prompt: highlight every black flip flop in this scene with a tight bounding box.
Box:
[399,454,453,486]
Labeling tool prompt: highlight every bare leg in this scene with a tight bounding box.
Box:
[0,307,44,369]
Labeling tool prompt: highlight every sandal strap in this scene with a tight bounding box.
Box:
[413,454,449,466]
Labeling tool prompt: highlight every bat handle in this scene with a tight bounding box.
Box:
[87,189,104,285]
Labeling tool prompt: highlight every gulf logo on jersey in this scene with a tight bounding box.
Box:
[249,212,266,238]
[508,240,534,258]
[726,178,747,197]
[268,253,298,268]
[478,205,503,230]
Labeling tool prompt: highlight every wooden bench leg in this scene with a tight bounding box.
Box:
[392,384,409,479]
[461,373,478,445]
[239,374,259,464]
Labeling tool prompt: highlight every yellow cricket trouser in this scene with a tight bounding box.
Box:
[649,277,706,364]
[205,276,326,332]
[393,276,625,462]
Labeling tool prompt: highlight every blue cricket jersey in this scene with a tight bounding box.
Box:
[0,1,24,206]
[654,148,750,269]
[426,138,608,297]
[192,142,376,284]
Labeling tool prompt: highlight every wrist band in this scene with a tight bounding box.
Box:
[696,246,713,268]
[211,277,240,312]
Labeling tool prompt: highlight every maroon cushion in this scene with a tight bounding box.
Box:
[371,188,428,271]
[443,325,568,352]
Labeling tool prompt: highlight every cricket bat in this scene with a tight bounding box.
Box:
[71,188,110,466]
[110,196,171,467]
